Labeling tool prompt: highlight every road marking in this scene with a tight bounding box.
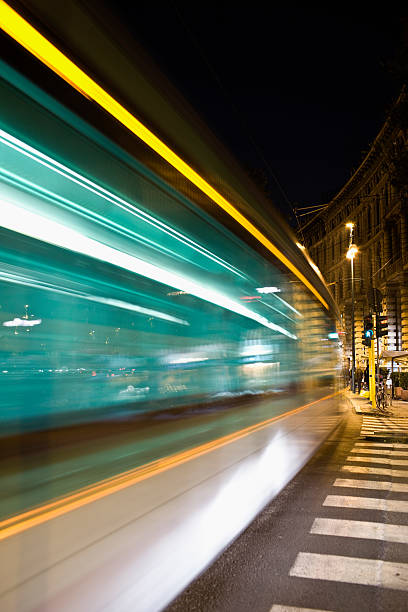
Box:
[355,442,408,448]
[363,420,408,427]
[360,427,408,432]
[290,552,408,590]
[333,478,408,493]
[362,424,408,428]
[363,415,407,423]
[363,417,408,421]
[363,416,408,419]
[311,517,408,544]
[347,456,408,466]
[323,495,408,513]
[361,425,408,431]
[270,606,333,612]
[342,465,408,478]
[351,448,408,457]
[361,428,408,433]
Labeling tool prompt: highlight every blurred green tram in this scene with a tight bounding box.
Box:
[0,3,339,433]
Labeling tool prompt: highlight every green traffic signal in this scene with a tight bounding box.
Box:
[362,314,373,347]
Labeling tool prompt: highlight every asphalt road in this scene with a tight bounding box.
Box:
[166,406,408,612]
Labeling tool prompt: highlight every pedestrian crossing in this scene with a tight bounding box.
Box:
[271,422,408,610]
[347,454,408,466]
[342,464,408,478]
[290,552,408,591]
[310,516,408,544]
[361,415,408,438]
[333,477,408,492]
[270,606,333,612]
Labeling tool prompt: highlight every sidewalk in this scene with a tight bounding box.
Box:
[347,389,408,416]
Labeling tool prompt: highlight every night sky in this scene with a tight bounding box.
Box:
[107,2,407,225]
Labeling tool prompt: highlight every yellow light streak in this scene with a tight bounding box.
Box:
[0,390,343,540]
[0,1,328,310]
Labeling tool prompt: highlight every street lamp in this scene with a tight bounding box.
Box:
[346,222,358,393]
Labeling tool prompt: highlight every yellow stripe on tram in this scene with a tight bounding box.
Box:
[0,391,341,540]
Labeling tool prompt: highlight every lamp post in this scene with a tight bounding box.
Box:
[346,223,358,393]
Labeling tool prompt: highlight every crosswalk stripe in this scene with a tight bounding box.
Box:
[270,606,333,612]
[323,494,408,513]
[342,465,408,478]
[363,418,408,421]
[363,415,408,419]
[363,415,407,423]
[362,421,408,425]
[362,428,408,431]
[351,448,408,457]
[289,552,408,591]
[362,424,408,427]
[311,517,408,544]
[333,478,408,492]
[347,456,408,466]
[355,442,408,448]
[361,428,408,432]
[363,418,408,427]
[360,427,408,432]
[360,427,408,431]
[363,418,408,422]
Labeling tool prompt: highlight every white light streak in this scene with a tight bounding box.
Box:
[0,270,189,326]
[0,199,297,338]
[256,286,281,294]
[0,129,247,280]
[3,317,41,327]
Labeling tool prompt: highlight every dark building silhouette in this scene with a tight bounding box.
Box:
[300,91,408,369]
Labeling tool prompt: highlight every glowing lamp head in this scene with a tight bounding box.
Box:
[296,242,306,250]
[345,222,354,230]
[346,244,358,260]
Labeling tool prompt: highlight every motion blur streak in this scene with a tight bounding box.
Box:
[0,128,245,279]
[0,0,329,310]
[0,390,341,542]
[0,269,189,326]
[0,198,296,338]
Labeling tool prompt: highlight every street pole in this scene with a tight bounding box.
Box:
[351,255,355,393]
[346,222,357,394]
[369,338,376,410]
[376,312,380,390]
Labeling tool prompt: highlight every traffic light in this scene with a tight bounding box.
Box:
[363,314,374,347]
[377,315,388,338]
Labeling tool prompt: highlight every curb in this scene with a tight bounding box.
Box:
[346,394,375,415]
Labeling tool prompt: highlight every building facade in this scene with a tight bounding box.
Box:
[300,92,408,370]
